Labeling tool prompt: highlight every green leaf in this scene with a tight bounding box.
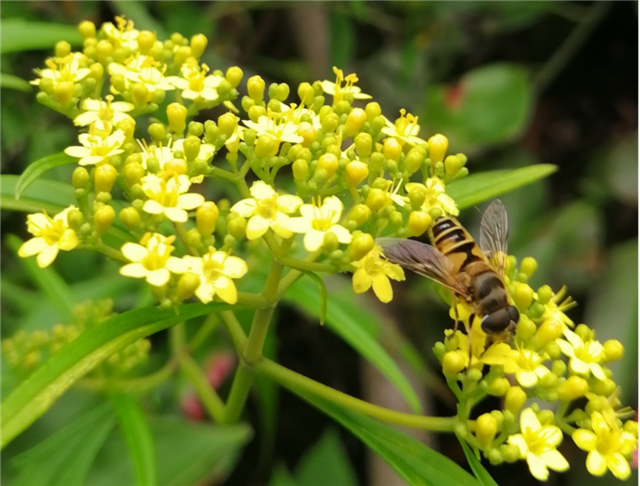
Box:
[457,436,498,486]
[1,19,82,53]
[15,153,77,201]
[446,164,557,209]
[0,73,31,92]
[6,234,76,323]
[111,395,157,486]
[1,174,74,214]
[11,403,116,486]
[329,10,355,73]
[301,271,327,325]
[110,1,167,39]
[296,430,358,486]
[1,302,240,448]
[297,391,480,486]
[269,464,298,486]
[284,277,423,414]
[86,416,251,486]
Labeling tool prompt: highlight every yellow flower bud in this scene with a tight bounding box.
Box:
[444,155,462,178]
[349,204,371,226]
[292,159,309,181]
[366,188,387,212]
[383,137,402,161]
[173,46,192,66]
[94,164,117,193]
[227,216,247,239]
[186,228,202,248]
[591,377,616,396]
[196,201,219,236]
[442,351,465,377]
[78,20,96,39]
[298,122,317,147]
[247,75,265,102]
[514,282,534,310]
[183,136,201,161]
[317,153,339,178]
[488,377,510,397]
[94,205,115,235]
[322,231,339,252]
[354,133,373,157]
[255,135,278,158]
[602,339,624,362]
[515,314,536,340]
[501,444,520,463]
[349,233,375,261]
[177,273,201,300]
[54,81,74,105]
[218,112,238,138]
[407,211,432,237]
[55,41,71,58]
[504,386,527,414]
[137,31,156,54]
[72,166,90,189]
[89,62,104,81]
[428,134,448,163]
[623,420,638,438]
[321,113,340,133]
[124,162,145,185]
[365,102,381,120]
[405,147,425,174]
[345,108,367,137]
[67,209,84,230]
[131,82,149,107]
[537,285,554,304]
[167,103,187,134]
[345,161,368,187]
[96,40,114,64]
[535,318,563,347]
[225,66,243,88]
[476,413,498,448]
[119,207,141,230]
[190,34,208,58]
[557,376,589,401]
[520,257,538,278]
[298,82,314,105]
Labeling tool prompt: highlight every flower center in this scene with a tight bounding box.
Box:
[523,430,548,456]
[141,248,169,271]
[202,259,223,281]
[42,220,66,245]
[257,195,279,220]
[596,429,622,455]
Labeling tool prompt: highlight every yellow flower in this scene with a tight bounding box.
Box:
[447,323,513,370]
[102,16,139,50]
[65,125,126,166]
[141,174,205,222]
[351,247,404,303]
[557,328,606,380]
[494,343,551,388]
[277,101,322,130]
[168,63,223,101]
[31,54,90,87]
[74,95,135,127]
[172,137,215,162]
[286,196,352,251]
[18,206,79,268]
[242,111,303,145]
[320,66,371,104]
[109,55,175,95]
[120,233,175,286]
[405,177,459,216]
[508,408,569,481]
[167,249,248,304]
[381,109,425,146]
[230,181,302,240]
[572,412,637,480]
[540,286,575,329]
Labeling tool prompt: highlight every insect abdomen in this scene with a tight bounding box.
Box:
[473,270,508,314]
[430,217,484,273]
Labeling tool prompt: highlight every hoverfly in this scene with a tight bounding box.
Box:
[377,200,519,342]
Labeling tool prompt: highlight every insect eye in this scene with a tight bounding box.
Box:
[507,305,520,324]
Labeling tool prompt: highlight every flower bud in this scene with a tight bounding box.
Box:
[427,134,448,163]
[623,420,638,438]
[224,66,243,89]
[488,377,510,397]
[352,133,373,158]
[316,153,338,178]
[54,81,74,105]
[591,377,616,396]
[190,33,208,58]
[94,205,115,235]
[348,233,375,262]
[322,231,339,252]
[383,137,402,162]
[545,341,561,359]
[366,188,387,212]
[124,162,145,185]
[274,83,290,102]
[467,368,483,383]
[537,285,554,304]
[149,123,166,143]
[345,161,368,187]
[602,339,624,362]
[365,102,381,120]
[405,147,425,174]
[504,386,527,414]
[72,166,90,189]
[345,108,367,137]
[173,46,192,66]
[196,201,219,236]
[292,159,309,181]
[218,112,238,139]
[442,351,465,377]
[167,103,187,134]
[89,63,104,81]
[515,314,536,340]
[119,207,141,230]
[186,228,202,248]
[514,282,534,310]
[78,20,96,39]
[444,155,462,178]
[94,164,117,193]
[557,376,589,401]
[227,216,247,239]
[247,75,265,102]
[137,30,156,54]
[297,122,317,147]
[177,273,201,300]
[96,40,114,64]
[408,187,427,210]
[297,82,314,105]
[255,135,278,159]
[349,204,371,226]
[476,413,498,448]
[407,211,432,237]
[183,136,201,161]
[67,209,84,230]
[520,257,537,277]
[501,444,520,463]
[536,318,563,347]
[55,41,71,58]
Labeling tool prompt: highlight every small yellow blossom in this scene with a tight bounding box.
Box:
[65,126,126,166]
[405,177,459,216]
[557,328,606,380]
[381,109,425,146]
[231,181,302,240]
[277,101,322,130]
[74,95,135,127]
[167,249,248,304]
[507,408,569,480]
[31,54,90,87]
[572,412,637,480]
[102,16,139,50]
[287,196,352,252]
[141,174,205,222]
[168,63,223,101]
[18,206,79,268]
[120,233,175,286]
[242,111,304,145]
[172,138,215,162]
[321,66,371,104]
[540,286,575,329]
[447,325,512,370]
[492,343,551,388]
[138,139,174,171]
[109,55,175,96]
[351,247,404,303]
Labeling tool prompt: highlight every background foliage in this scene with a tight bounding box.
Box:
[1,2,637,486]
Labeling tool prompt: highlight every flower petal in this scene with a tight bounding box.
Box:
[539,425,563,447]
[164,207,189,223]
[230,198,257,217]
[520,408,541,432]
[146,268,170,286]
[517,371,538,388]
[526,452,549,481]
[36,245,59,267]
[277,194,303,213]
[569,357,589,375]
[556,339,575,357]
[213,276,237,304]
[195,282,215,303]
[589,363,606,380]
[541,450,569,472]
[120,263,148,279]
[122,243,148,262]
[286,216,311,233]
[246,215,269,240]
[572,429,597,451]
[178,193,205,210]
[18,237,47,257]
[303,229,325,252]
[371,273,393,303]
[250,181,275,200]
[322,196,344,222]
[586,450,607,477]
[143,200,165,215]
[608,452,631,480]
[352,268,372,294]
[222,256,248,279]
[58,229,79,251]
[507,434,528,458]
[329,224,352,244]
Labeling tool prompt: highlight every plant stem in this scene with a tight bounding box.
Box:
[76,359,177,393]
[173,222,198,256]
[94,243,128,262]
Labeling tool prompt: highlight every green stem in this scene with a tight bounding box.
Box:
[94,243,128,262]
[208,166,239,183]
[174,222,198,256]
[188,314,221,351]
[75,359,177,393]
[236,292,270,308]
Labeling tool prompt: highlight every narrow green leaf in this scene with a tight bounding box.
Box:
[1,19,82,53]
[112,395,158,486]
[296,430,358,486]
[110,1,167,39]
[301,271,327,325]
[284,277,423,414]
[11,403,116,486]
[15,153,77,200]
[86,417,251,486]
[297,391,480,486]
[0,73,31,92]
[457,436,499,486]
[269,464,298,486]
[6,234,76,323]
[1,302,240,448]
[446,164,557,209]
[2,175,74,213]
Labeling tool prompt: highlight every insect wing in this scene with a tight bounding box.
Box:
[479,199,509,278]
[376,238,469,296]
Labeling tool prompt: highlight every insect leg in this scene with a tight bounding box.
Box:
[451,293,460,331]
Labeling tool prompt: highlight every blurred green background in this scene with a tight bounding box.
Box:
[1,2,637,486]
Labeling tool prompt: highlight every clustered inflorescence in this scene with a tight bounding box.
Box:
[10,17,637,481]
